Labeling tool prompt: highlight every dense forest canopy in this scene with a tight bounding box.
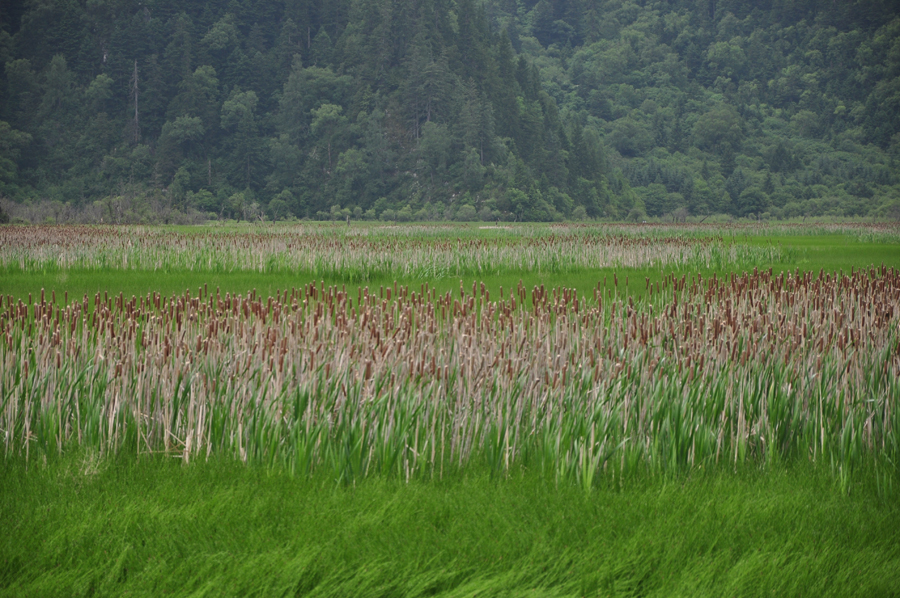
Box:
[1,0,899,223]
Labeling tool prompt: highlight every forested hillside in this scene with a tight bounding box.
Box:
[1,0,899,223]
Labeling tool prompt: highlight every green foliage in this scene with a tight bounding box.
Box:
[3,456,898,597]
[0,120,31,194]
[0,0,898,220]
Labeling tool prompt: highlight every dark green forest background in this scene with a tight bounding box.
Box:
[1,0,899,223]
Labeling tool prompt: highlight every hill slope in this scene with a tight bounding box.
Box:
[0,0,898,222]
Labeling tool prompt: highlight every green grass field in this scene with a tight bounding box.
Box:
[2,456,899,597]
[1,222,899,597]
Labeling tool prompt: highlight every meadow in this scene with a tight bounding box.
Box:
[1,222,899,596]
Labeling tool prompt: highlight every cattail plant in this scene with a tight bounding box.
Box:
[5,223,885,277]
[2,260,898,492]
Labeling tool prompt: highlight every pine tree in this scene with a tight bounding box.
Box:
[221,88,264,190]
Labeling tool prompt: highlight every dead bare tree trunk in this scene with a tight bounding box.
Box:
[130,60,140,143]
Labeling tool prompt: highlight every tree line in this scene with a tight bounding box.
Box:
[1,0,899,223]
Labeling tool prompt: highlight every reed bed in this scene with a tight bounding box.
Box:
[0,224,816,277]
[2,264,898,491]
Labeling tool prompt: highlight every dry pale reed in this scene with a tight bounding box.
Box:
[2,263,898,488]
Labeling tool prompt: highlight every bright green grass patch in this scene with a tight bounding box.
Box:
[1,227,897,304]
[1,455,898,597]
[0,266,647,306]
[742,234,900,273]
[0,265,727,308]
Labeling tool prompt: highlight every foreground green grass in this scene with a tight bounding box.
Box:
[1,456,898,597]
